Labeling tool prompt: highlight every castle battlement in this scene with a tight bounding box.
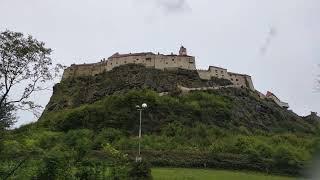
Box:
[62,46,255,91]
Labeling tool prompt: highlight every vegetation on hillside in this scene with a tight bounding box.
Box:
[152,168,294,180]
[1,89,316,177]
[0,127,152,179]
[41,88,316,134]
[1,64,319,178]
[45,64,232,111]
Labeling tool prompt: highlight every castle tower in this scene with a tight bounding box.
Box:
[179,46,187,56]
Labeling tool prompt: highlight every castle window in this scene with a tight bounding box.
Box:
[221,71,223,73]
[236,79,239,81]
[231,78,234,81]
[146,58,151,61]
[172,59,174,61]
[216,74,218,76]
[189,61,194,64]
[136,59,139,61]
[215,70,218,72]
[124,61,127,63]
[166,62,168,64]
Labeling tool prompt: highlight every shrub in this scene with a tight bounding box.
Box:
[128,161,153,180]
[35,150,73,180]
[75,160,105,180]
[64,129,94,159]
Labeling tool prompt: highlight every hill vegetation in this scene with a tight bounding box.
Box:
[45,64,232,111]
[152,168,295,180]
[1,64,319,179]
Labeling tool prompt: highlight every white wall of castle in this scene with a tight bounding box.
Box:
[62,53,196,79]
[198,66,255,90]
[62,52,254,91]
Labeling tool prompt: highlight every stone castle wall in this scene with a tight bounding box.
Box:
[198,66,254,90]
[62,52,196,79]
[62,47,255,91]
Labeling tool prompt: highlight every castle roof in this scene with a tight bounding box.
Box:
[266,91,280,101]
[108,52,193,59]
[209,66,227,70]
[266,91,289,108]
[109,52,155,59]
[228,72,250,77]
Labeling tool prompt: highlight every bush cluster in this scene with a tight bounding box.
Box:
[1,89,319,178]
[0,128,152,179]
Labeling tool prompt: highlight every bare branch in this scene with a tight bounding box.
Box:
[0,30,64,128]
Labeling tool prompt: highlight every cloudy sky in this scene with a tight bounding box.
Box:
[0,0,319,127]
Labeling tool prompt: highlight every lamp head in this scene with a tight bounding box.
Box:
[142,103,147,108]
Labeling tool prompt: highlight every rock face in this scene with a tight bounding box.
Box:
[42,64,318,134]
[46,64,232,111]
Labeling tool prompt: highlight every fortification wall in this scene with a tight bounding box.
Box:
[62,53,196,79]
[62,62,105,79]
[154,55,196,70]
[198,66,228,80]
[196,67,255,91]
[61,47,254,91]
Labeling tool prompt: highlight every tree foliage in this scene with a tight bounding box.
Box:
[0,30,63,128]
[0,101,15,131]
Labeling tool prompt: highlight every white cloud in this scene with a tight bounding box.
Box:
[155,0,191,13]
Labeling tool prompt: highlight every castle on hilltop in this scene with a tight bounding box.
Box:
[62,46,291,108]
[62,46,255,91]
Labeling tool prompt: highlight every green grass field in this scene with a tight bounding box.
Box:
[152,168,296,180]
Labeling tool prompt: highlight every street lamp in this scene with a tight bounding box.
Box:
[136,103,147,162]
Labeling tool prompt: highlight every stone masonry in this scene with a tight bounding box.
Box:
[62,46,254,91]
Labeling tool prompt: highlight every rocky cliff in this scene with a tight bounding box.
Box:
[41,64,318,134]
[45,64,232,111]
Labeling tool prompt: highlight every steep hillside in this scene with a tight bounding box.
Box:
[40,64,318,134]
[3,64,319,178]
[37,88,318,176]
[45,64,231,111]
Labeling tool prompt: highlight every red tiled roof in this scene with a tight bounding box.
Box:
[266,91,281,101]
[108,52,194,59]
[209,66,227,70]
[266,91,273,97]
[228,72,249,76]
[109,52,155,58]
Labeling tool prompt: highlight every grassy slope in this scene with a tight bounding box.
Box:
[35,89,319,176]
[43,64,317,134]
[41,88,317,134]
[30,64,319,177]
[152,168,295,180]
[46,64,231,111]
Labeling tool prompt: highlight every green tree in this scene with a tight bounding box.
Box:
[0,102,15,148]
[0,101,15,131]
[128,161,153,180]
[35,149,73,180]
[0,30,63,129]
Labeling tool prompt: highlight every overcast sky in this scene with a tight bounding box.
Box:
[0,0,319,127]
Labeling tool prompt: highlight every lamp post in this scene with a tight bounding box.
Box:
[136,103,147,162]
